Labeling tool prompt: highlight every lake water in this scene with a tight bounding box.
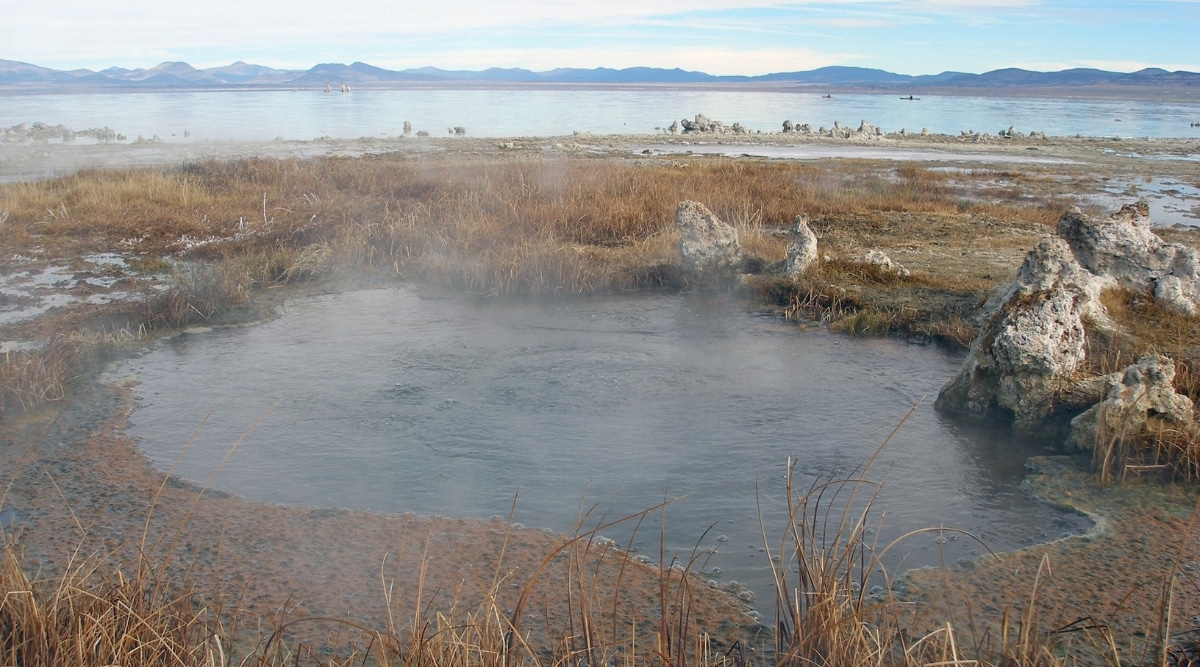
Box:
[115,289,1090,603]
[4,87,1199,141]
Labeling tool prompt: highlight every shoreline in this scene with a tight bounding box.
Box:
[2,130,1199,185]
[1,82,1198,103]
[902,455,1200,657]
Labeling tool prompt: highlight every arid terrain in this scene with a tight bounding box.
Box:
[2,128,1200,665]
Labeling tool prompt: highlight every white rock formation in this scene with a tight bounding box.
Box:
[1066,354,1195,451]
[784,215,818,277]
[675,201,744,279]
[935,237,1095,431]
[937,200,1200,440]
[1057,202,1200,315]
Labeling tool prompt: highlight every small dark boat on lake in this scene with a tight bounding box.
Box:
[900,95,920,100]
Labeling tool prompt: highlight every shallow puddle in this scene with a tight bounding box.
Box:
[635,142,1077,164]
[115,289,1090,600]
[0,253,141,333]
[1079,175,1200,227]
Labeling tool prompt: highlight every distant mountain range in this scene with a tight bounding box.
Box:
[2,59,1198,92]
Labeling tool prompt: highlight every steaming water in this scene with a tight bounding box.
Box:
[3,88,1198,140]
[116,288,1090,601]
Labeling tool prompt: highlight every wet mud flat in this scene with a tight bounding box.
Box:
[903,456,1200,660]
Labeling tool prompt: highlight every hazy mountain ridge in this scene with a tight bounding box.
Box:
[1,58,1197,90]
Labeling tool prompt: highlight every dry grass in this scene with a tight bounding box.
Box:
[0,492,743,667]
[0,156,1063,414]
[0,157,1059,297]
[4,468,1182,667]
[750,259,981,348]
[0,543,226,667]
[759,416,1200,667]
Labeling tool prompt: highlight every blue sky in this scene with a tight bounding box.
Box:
[5,0,1198,75]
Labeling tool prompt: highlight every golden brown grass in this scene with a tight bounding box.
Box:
[0,156,1064,415]
[0,492,744,667]
[0,157,1059,296]
[750,259,980,348]
[0,543,225,667]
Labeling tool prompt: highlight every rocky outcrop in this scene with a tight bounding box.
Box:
[1066,354,1195,451]
[856,120,882,137]
[675,201,744,279]
[816,120,883,140]
[935,237,1096,432]
[936,201,1200,443]
[2,121,120,143]
[1057,202,1200,315]
[679,114,749,135]
[784,215,818,277]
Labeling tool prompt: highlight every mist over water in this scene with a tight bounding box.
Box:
[3,88,1198,140]
[116,289,1089,601]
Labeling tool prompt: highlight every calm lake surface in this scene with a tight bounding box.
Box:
[116,289,1089,601]
[5,87,1200,140]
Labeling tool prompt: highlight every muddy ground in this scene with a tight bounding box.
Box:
[2,129,1200,659]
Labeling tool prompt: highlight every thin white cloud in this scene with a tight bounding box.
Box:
[912,0,1038,6]
[2,0,1193,75]
[1012,59,1200,73]
[1079,59,1200,73]
[632,14,892,36]
[3,0,1052,45]
[808,17,896,27]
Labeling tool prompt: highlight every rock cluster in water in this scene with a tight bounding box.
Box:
[666,112,1055,141]
[2,121,124,143]
[780,119,885,140]
[774,117,1049,143]
[936,201,1200,448]
[670,114,750,135]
